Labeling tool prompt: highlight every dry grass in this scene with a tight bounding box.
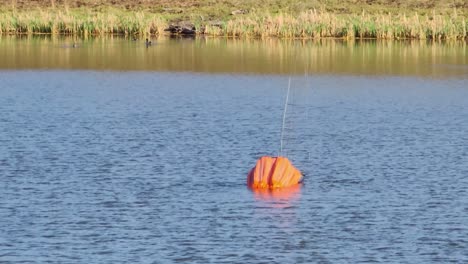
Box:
[0,9,167,36]
[210,10,467,40]
[0,1,467,40]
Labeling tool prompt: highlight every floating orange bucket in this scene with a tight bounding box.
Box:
[247,156,302,189]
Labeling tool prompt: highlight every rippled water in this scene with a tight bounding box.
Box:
[1,70,467,263]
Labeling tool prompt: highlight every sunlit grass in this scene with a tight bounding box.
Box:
[0,8,167,36]
[216,10,467,40]
[0,7,466,40]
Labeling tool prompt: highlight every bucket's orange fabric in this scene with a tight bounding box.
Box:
[247,156,302,189]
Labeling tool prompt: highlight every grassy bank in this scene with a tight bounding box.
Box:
[1,0,467,39]
[0,9,167,36]
[211,11,467,40]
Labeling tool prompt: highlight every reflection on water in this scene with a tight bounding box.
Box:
[251,185,302,203]
[0,35,467,77]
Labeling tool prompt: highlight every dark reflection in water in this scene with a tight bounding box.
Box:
[0,71,467,263]
[0,35,467,77]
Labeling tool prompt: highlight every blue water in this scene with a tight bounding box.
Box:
[0,71,467,263]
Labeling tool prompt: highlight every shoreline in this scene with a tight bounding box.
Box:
[2,32,468,42]
[4,33,468,43]
[1,7,467,40]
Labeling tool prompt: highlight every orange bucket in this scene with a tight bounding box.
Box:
[247,156,302,189]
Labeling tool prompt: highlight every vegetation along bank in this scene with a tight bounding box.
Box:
[1,0,467,40]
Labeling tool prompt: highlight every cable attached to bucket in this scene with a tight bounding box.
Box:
[279,76,291,157]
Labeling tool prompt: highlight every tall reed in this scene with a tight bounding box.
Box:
[0,9,167,36]
[1,8,466,40]
[217,10,467,40]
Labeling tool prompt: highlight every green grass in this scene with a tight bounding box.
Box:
[0,8,167,36]
[0,1,467,40]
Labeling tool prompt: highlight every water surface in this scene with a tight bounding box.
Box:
[0,35,467,78]
[0,37,468,263]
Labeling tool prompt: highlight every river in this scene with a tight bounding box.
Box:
[0,36,467,263]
